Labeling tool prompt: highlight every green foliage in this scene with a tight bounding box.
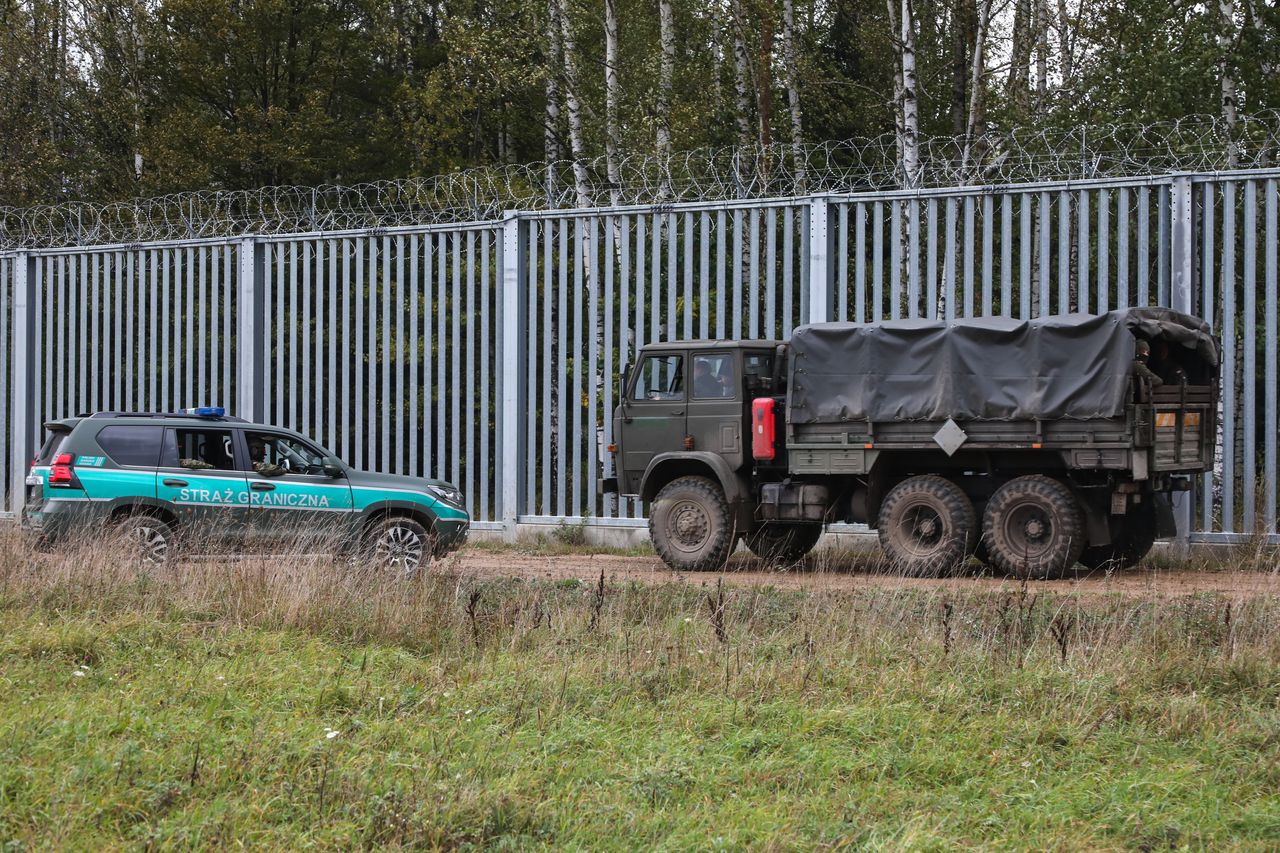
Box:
[0,0,1278,206]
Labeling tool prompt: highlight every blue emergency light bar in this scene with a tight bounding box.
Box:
[179,406,226,417]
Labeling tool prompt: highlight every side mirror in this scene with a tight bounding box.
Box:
[620,363,631,397]
[322,456,345,478]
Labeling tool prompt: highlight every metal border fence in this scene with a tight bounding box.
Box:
[2,169,1278,543]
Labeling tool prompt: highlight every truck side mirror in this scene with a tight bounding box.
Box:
[620,363,631,399]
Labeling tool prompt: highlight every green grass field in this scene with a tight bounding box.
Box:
[2,537,1279,850]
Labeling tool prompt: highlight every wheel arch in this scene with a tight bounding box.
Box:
[106,498,179,529]
[360,500,437,535]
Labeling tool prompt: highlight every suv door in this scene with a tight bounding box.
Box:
[619,353,688,489]
[242,430,354,550]
[687,350,744,470]
[156,427,251,546]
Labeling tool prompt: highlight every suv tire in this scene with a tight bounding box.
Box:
[983,475,1085,579]
[650,476,735,572]
[111,513,176,566]
[746,523,822,566]
[364,516,433,575]
[877,475,977,577]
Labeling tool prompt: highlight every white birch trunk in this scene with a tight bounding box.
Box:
[781,0,805,191]
[730,0,752,150]
[545,0,563,201]
[604,0,621,207]
[1220,0,1239,168]
[657,0,675,199]
[557,0,591,208]
[962,0,992,175]
[900,0,920,189]
[1055,0,1073,83]
[1034,0,1048,104]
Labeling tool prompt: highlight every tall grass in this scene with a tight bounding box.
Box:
[2,528,1280,848]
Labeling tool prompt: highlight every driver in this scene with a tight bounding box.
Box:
[247,435,286,478]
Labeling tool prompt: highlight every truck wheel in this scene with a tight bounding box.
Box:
[746,523,823,566]
[877,475,977,577]
[983,475,1085,580]
[649,476,735,572]
[1079,501,1158,571]
[111,513,176,566]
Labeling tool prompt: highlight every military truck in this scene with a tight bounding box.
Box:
[602,308,1218,578]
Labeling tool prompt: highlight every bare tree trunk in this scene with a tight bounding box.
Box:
[886,0,905,173]
[557,0,590,208]
[900,0,920,188]
[1007,0,1031,115]
[730,0,752,150]
[950,0,969,137]
[544,0,562,201]
[756,15,774,153]
[1220,0,1239,168]
[1034,0,1049,106]
[604,0,621,206]
[1055,0,1073,84]
[781,0,805,191]
[657,0,674,199]
[961,0,992,175]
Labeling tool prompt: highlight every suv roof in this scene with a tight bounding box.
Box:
[84,411,249,423]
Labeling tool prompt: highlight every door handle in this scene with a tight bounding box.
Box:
[162,478,188,488]
[251,482,276,491]
[670,409,685,415]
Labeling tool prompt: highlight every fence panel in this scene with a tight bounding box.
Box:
[2,170,1278,540]
[261,226,502,523]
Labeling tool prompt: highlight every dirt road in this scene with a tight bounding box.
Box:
[450,548,1280,599]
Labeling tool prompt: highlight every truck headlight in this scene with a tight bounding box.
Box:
[426,484,464,505]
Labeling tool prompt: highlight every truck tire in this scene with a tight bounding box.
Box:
[650,476,735,572]
[746,523,823,566]
[982,475,1085,580]
[877,475,977,577]
[1079,501,1158,571]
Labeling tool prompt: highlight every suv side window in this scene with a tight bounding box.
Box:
[97,425,165,467]
[245,431,328,476]
[633,355,684,401]
[161,428,238,471]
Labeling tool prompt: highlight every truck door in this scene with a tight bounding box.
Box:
[620,353,687,483]
[687,351,743,469]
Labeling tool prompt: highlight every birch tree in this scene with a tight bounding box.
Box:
[962,0,993,173]
[557,0,590,207]
[604,0,621,206]
[900,0,920,188]
[544,0,562,201]
[780,0,805,190]
[1220,0,1239,167]
[657,0,675,198]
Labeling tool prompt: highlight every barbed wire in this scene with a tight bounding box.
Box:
[2,111,1277,250]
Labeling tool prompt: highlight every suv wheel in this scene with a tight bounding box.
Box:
[112,514,175,565]
[366,517,432,575]
[649,476,735,572]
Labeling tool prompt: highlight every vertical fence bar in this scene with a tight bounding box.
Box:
[1097,190,1110,313]
[1000,194,1012,316]
[1078,189,1090,312]
[1200,183,1215,532]
[981,195,993,316]
[1057,191,1070,314]
[1170,175,1195,542]
[700,213,711,338]
[872,202,884,321]
[1019,194,1031,319]
[1117,188,1130,309]
[501,213,525,536]
[854,203,865,322]
[10,253,34,512]
[1243,181,1257,531]
[839,204,850,321]
[808,197,832,323]
[572,218,585,516]
[686,212,696,339]
[1039,191,1051,316]
[927,199,938,319]
[890,200,902,320]
[748,209,759,337]
[943,198,956,322]
[908,199,921,319]
[237,238,264,422]
[1265,179,1278,531]
[962,196,975,318]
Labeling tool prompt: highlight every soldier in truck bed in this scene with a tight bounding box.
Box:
[1133,339,1163,390]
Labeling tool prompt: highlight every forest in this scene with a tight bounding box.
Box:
[1,0,1278,207]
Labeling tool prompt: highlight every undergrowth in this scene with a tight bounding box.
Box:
[1,530,1278,849]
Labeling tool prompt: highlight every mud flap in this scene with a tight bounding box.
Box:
[1152,492,1178,539]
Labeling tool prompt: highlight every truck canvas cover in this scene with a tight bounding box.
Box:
[788,308,1217,423]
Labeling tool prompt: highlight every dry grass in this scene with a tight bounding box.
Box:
[2,526,1280,848]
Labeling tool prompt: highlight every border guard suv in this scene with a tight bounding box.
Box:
[22,408,469,570]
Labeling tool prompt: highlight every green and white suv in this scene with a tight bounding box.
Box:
[22,408,470,569]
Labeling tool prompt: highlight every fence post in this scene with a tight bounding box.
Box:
[1169,174,1194,548]
[10,251,36,514]
[807,195,834,323]
[499,212,527,540]
[236,237,265,422]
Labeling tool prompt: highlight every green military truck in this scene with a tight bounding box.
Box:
[603,308,1218,578]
